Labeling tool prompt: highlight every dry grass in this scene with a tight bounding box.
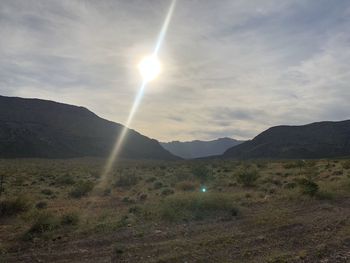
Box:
[0,158,349,262]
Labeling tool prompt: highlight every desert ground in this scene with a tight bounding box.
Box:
[0,158,349,262]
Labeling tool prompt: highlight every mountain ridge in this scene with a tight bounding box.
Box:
[0,95,178,160]
[161,137,243,159]
[221,120,350,159]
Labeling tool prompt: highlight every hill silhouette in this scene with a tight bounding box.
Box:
[161,137,243,159]
[222,120,350,159]
[0,95,177,160]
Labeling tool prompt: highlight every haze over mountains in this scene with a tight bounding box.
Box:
[0,95,177,160]
[222,120,350,159]
[161,138,243,159]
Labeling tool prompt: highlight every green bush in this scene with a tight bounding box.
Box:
[161,188,174,196]
[295,160,306,172]
[151,193,238,221]
[342,160,350,170]
[69,180,94,198]
[237,169,259,187]
[41,189,54,196]
[26,212,60,236]
[191,165,211,182]
[284,160,306,170]
[145,177,156,183]
[177,181,196,191]
[35,201,47,209]
[284,182,296,189]
[56,174,75,185]
[153,181,163,189]
[256,161,268,169]
[173,170,191,182]
[61,212,79,226]
[103,188,112,196]
[298,178,319,197]
[283,162,297,169]
[0,196,30,217]
[115,173,138,188]
[316,190,335,200]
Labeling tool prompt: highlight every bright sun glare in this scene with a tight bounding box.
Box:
[138,55,161,82]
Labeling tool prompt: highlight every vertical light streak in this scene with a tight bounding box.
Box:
[98,0,176,186]
[153,0,177,55]
[100,81,146,184]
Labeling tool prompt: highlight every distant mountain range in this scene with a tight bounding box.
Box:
[222,120,350,159]
[1,95,349,160]
[161,137,243,159]
[0,95,178,160]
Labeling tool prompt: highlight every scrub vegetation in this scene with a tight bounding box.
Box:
[0,158,349,262]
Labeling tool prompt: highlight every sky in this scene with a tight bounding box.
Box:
[0,0,350,142]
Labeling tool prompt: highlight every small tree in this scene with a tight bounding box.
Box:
[69,180,94,198]
[297,178,319,197]
[236,169,259,187]
[192,165,211,183]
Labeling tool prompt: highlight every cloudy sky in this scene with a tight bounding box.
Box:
[1,0,349,141]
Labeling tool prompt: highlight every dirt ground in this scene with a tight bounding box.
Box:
[0,159,349,262]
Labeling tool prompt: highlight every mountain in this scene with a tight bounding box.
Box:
[0,95,178,160]
[222,120,350,159]
[161,137,243,159]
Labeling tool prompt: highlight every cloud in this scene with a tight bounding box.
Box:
[0,0,349,141]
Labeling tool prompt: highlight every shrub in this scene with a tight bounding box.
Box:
[122,196,134,203]
[306,160,316,167]
[223,167,231,173]
[161,188,174,196]
[13,177,25,186]
[298,178,319,197]
[283,162,297,169]
[342,160,350,170]
[284,160,306,171]
[129,206,142,214]
[26,212,60,236]
[332,170,343,176]
[191,165,211,183]
[145,177,156,183]
[316,190,335,200]
[138,193,148,201]
[151,193,238,221]
[0,196,30,217]
[41,189,54,196]
[173,170,191,182]
[153,181,163,189]
[69,180,94,198]
[177,181,196,191]
[61,212,79,226]
[115,173,138,188]
[56,174,75,185]
[35,201,47,209]
[284,182,296,189]
[237,169,259,187]
[256,161,267,169]
[295,160,306,172]
[103,188,112,196]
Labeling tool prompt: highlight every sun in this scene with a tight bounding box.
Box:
[138,55,161,82]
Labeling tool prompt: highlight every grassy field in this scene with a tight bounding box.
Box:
[0,158,349,262]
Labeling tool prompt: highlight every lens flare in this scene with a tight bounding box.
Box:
[96,0,177,189]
